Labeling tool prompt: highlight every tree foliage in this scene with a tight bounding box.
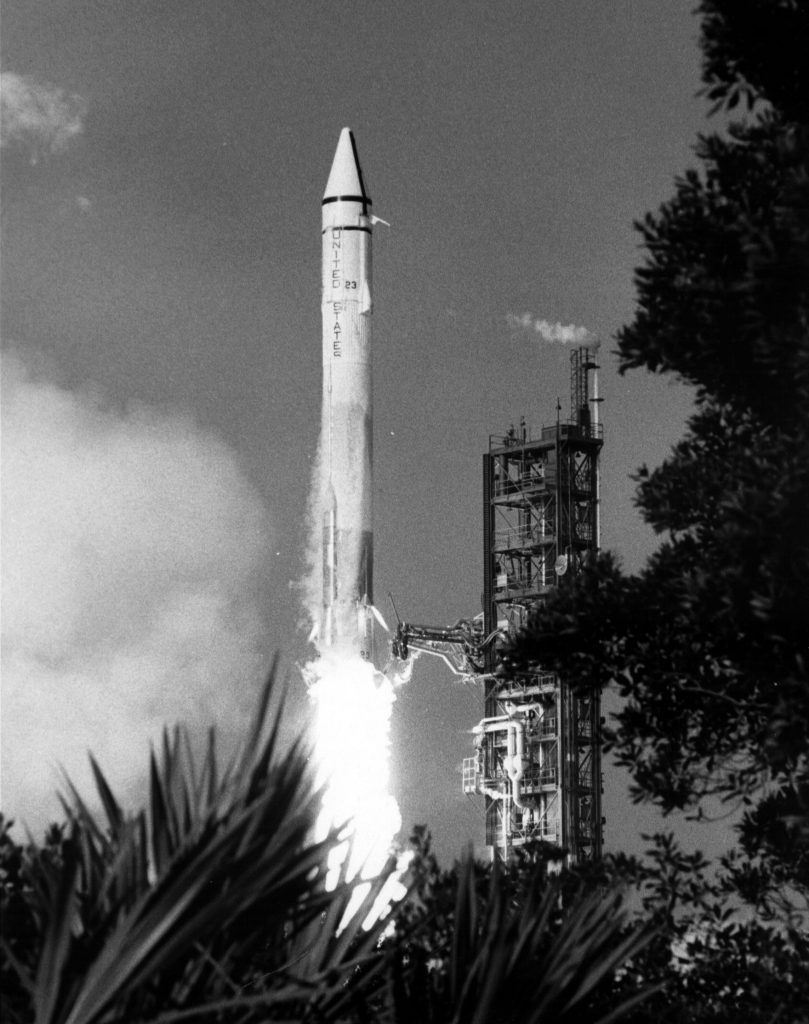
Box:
[1,673,659,1024]
[388,828,658,1024]
[0,662,401,1024]
[4,4,809,1021]
[504,0,809,915]
[395,830,809,1024]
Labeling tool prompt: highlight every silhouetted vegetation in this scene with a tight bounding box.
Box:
[506,0,809,917]
[4,2,809,1021]
[1,666,658,1024]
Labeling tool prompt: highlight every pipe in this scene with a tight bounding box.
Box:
[592,364,602,549]
[506,722,526,809]
[474,716,510,735]
[475,716,531,809]
[482,786,505,801]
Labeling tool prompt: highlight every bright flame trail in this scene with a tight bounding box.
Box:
[304,652,401,884]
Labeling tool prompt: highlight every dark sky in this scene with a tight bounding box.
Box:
[2,1,716,862]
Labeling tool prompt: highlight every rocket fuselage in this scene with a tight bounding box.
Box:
[320,128,375,660]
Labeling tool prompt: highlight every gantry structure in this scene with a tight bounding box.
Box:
[389,347,604,863]
[463,346,604,862]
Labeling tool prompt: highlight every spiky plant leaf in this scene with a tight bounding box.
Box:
[5,663,406,1024]
[31,829,80,1024]
[389,852,659,1024]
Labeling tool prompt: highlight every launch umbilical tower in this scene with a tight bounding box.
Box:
[390,347,604,863]
[463,347,604,862]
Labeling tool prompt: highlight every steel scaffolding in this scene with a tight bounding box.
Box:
[465,346,604,863]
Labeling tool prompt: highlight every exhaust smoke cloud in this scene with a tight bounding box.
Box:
[1,349,275,833]
[0,72,87,163]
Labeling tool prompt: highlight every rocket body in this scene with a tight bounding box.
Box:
[320,128,375,661]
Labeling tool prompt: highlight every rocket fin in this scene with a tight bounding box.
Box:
[370,603,390,632]
[360,279,373,316]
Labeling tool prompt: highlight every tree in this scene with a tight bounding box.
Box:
[503,0,809,917]
[390,831,809,1024]
[0,662,400,1024]
[597,835,809,1024]
[386,828,658,1024]
[1,671,658,1024]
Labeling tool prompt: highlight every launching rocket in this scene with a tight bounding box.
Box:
[319,128,385,660]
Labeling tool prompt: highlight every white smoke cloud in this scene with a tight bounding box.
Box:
[0,72,87,162]
[507,312,599,349]
[0,350,275,834]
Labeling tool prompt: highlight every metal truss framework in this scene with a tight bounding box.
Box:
[464,347,605,863]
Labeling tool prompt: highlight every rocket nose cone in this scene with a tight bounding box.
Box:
[323,127,371,204]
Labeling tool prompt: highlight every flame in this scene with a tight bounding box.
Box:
[304,649,403,888]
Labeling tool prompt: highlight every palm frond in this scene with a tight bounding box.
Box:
[31,827,80,1024]
[390,852,658,1024]
[7,662,400,1024]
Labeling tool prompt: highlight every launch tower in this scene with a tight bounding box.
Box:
[388,346,604,863]
[463,347,604,862]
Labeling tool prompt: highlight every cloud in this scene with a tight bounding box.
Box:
[0,350,275,834]
[506,313,599,349]
[0,72,87,162]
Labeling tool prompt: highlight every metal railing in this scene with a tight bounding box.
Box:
[462,757,478,794]
[540,422,604,441]
[493,526,555,550]
[489,420,603,449]
[492,473,556,499]
[493,578,555,598]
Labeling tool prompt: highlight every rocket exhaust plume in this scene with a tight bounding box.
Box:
[303,129,402,892]
[1,349,274,835]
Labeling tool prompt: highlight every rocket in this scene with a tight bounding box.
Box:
[318,128,385,660]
